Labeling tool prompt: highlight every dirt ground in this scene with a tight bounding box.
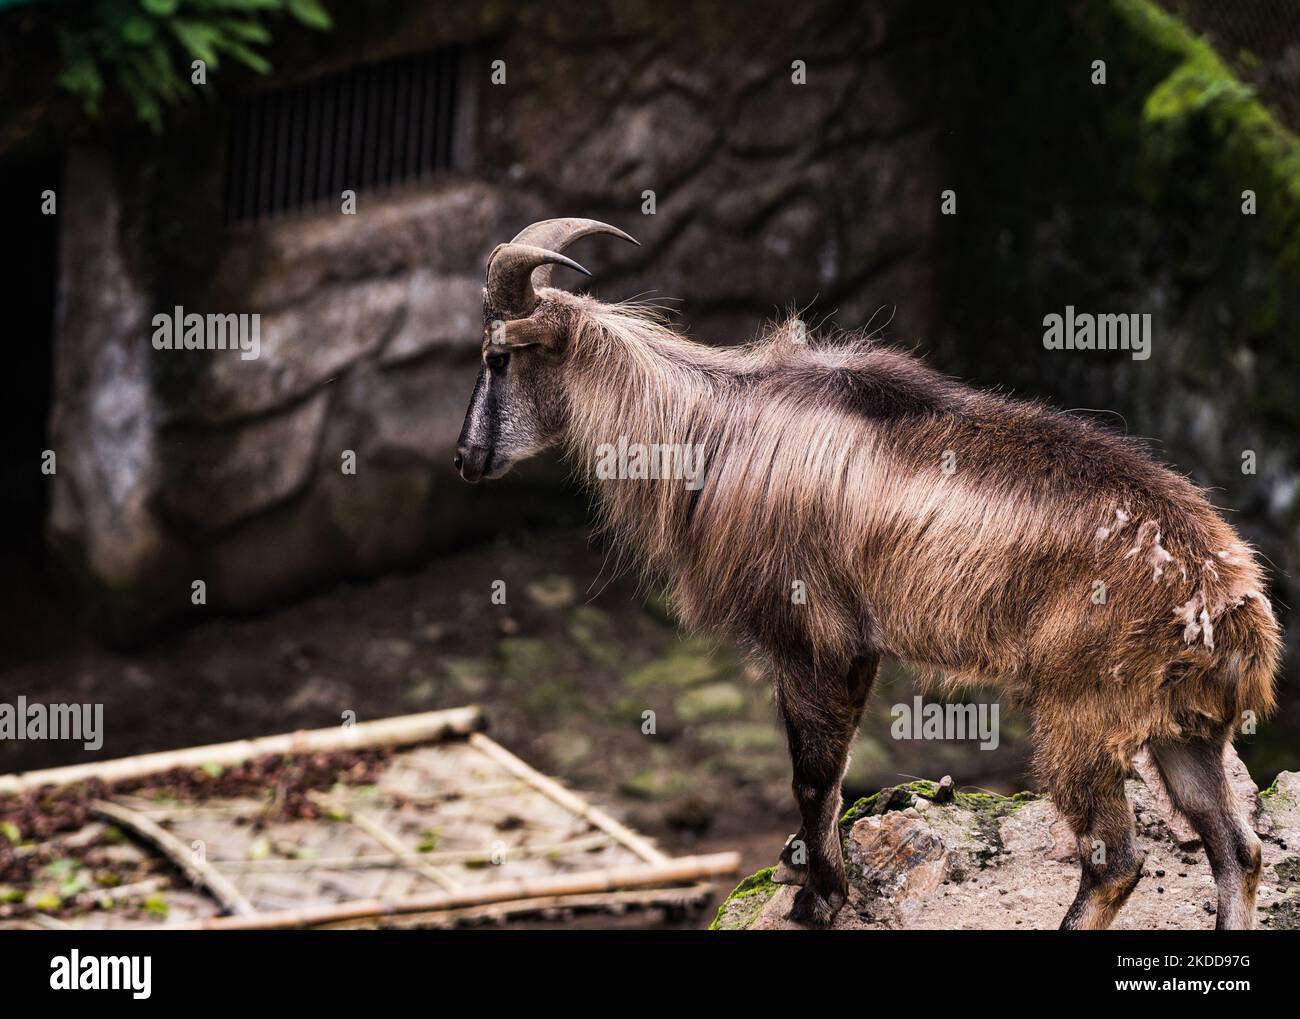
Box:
[1,522,1258,929]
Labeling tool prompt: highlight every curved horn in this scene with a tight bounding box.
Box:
[509,218,639,290]
[484,243,591,318]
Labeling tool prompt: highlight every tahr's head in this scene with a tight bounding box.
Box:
[454,218,637,482]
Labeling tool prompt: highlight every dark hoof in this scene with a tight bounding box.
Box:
[787,885,846,928]
[772,859,807,886]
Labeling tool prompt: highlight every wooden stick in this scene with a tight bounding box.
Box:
[348,810,462,891]
[213,832,617,872]
[125,781,530,825]
[91,799,257,916]
[468,732,669,865]
[0,706,486,795]
[117,800,267,821]
[203,852,741,930]
[319,882,716,929]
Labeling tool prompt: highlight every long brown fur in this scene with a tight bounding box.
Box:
[561,296,1278,731]
[459,280,1282,929]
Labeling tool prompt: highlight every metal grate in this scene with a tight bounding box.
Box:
[224,47,461,225]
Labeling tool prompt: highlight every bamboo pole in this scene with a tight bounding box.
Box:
[319,882,716,929]
[213,832,617,872]
[467,732,670,865]
[347,810,462,891]
[0,706,485,794]
[91,799,256,916]
[124,780,530,824]
[203,852,741,930]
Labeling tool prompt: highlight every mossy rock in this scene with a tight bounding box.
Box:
[1263,894,1300,930]
[625,646,725,690]
[497,637,555,681]
[695,721,782,752]
[441,656,491,695]
[535,731,593,770]
[840,780,943,829]
[523,677,580,714]
[675,682,747,722]
[1272,855,1300,885]
[709,867,779,930]
[618,766,694,801]
[567,605,623,669]
[524,574,577,610]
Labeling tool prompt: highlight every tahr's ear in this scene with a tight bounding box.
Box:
[500,315,563,350]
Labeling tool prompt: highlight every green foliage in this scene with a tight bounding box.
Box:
[56,0,333,131]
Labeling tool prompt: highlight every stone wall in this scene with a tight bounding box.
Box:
[40,0,1300,692]
[47,0,943,634]
[922,0,1300,757]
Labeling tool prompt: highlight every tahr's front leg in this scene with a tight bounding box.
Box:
[776,653,878,927]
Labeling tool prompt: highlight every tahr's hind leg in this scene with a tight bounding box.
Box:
[776,653,878,926]
[1149,735,1261,929]
[1051,758,1145,930]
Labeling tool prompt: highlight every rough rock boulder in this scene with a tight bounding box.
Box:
[712,751,1300,930]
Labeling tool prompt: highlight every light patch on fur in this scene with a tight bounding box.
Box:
[1122,519,1176,581]
[1095,507,1131,544]
[1199,607,1214,650]
[1175,593,1212,649]
[1174,561,1267,653]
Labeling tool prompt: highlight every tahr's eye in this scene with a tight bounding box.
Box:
[485,350,509,373]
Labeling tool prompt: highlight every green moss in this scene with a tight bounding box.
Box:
[709,866,778,930]
[523,677,580,714]
[497,637,554,681]
[954,789,1038,811]
[143,892,169,920]
[1264,894,1300,930]
[1273,856,1300,884]
[1118,0,1300,275]
[696,721,782,753]
[618,767,691,801]
[524,574,577,610]
[625,644,728,690]
[29,891,62,912]
[934,0,1300,454]
[675,682,747,722]
[566,605,622,669]
[840,780,940,829]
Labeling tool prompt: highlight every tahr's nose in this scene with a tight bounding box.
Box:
[455,445,488,482]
